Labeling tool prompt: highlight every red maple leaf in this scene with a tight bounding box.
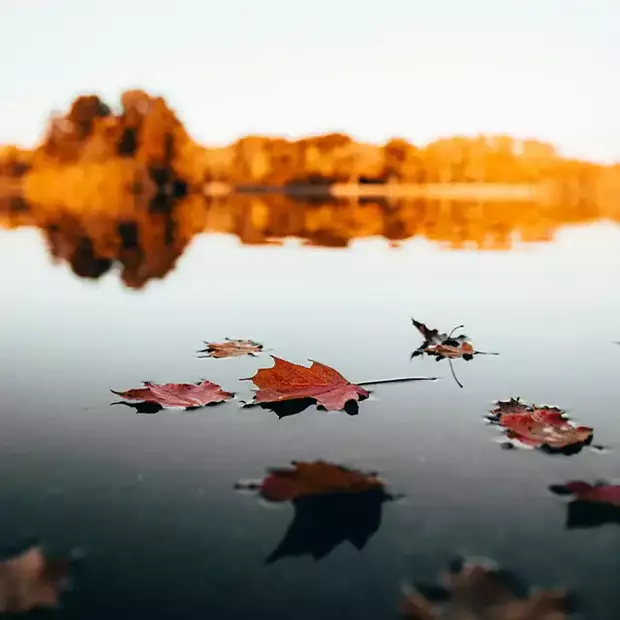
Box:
[550,481,620,507]
[111,380,233,408]
[198,338,263,358]
[0,546,71,614]
[236,460,385,502]
[242,355,369,412]
[488,398,593,453]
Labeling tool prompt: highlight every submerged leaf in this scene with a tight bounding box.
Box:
[111,380,233,409]
[0,546,70,614]
[198,338,263,359]
[488,399,593,454]
[242,355,369,412]
[401,556,575,619]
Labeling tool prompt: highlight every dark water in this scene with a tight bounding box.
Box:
[1,198,620,618]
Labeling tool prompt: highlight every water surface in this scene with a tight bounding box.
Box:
[1,197,620,618]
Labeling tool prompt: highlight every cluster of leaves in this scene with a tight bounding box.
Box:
[102,324,617,616]
[487,397,594,454]
[112,338,435,415]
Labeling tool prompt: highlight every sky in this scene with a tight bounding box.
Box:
[1,0,619,162]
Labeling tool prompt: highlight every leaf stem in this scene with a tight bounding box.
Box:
[356,376,438,387]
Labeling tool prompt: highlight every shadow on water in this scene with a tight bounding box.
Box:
[256,398,361,419]
[110,400,229,415]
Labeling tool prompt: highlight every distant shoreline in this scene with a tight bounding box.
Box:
[203,181,541,201]
[0,178,548,206]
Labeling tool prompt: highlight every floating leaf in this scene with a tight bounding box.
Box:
[488,398,593,454]
[111,380,233,409]
[549,481,620,507]
[410,318,497,388]
[242,356,370,412]
[401,556,576,619]
[236,460,384,502]
[411,318,476,361]
[236,461,393,562]
[550,481,620,529]
[0,546,71,614]
[198,338,263,359]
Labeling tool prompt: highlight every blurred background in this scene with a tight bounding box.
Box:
[1,2,620,619]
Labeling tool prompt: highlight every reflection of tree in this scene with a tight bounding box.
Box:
[1,191,616,289]
[266,488,390,563]
[33,195,194,289]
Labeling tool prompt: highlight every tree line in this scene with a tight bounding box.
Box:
[0,90,618,193]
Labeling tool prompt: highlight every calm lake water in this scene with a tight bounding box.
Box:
[1,197,620,618]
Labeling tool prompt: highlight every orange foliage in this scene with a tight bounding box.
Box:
[2,191,618,290]
[1,91,619,198]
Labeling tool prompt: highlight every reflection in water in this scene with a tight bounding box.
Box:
[237,461,394,562]
[549,483,620,529]
[1,192,619,289]
[559,501,620,530]
[266,488,391,563]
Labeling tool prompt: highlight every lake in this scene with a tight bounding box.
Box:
[1,195,620,619]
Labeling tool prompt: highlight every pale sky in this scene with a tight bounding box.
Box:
[2,0,619,162]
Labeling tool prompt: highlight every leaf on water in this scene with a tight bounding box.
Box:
[401,556,576,619]
[550,481,620,507]
[236,461,393,562]
[0,546,71,614]
[487,398,594,454]
[549,481,620,529]
[410,318,496,361]
[241,355,370,412]
[110,380,233,409]
[198,338,263,359]
[237,460,385,502]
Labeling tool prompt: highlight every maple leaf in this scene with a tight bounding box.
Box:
[236,460,385,502]
[0,546,71,614]
[550,481,620,529]
[411,317,498,361]
[236,461,393,562]
[401,556,576,619]
[197,338,263,359]
[110,380,233,410]
[241,356,370,412]
[410,318,497,388]
[487,398,593,454]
